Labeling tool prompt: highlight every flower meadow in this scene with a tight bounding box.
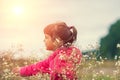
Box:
[0,46,120,80]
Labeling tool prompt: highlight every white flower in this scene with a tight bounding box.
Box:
[117,43,120,48]
[21,78,27,80]
[114,55,118,60]
[3,69,10,73]
[100,70,104,75]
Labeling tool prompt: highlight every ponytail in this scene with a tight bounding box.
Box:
[69,26,77,42]
[64,26,77,46]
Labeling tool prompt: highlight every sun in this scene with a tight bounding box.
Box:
[12,6,24,16]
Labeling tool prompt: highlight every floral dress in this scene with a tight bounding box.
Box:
[20,46,82,80]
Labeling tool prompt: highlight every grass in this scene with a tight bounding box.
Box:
[0,48,120,80]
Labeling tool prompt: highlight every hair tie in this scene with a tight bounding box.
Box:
[69,26,74,33]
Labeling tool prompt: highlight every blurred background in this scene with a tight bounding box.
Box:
[0,0,120,59]
[0,1,120,79]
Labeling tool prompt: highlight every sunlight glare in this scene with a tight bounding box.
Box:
[12,6,24,16]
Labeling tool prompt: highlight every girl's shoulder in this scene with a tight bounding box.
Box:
[56,46,82,63]
[56,46,82,55]
[70,46,80,51]
[69,46,82,55]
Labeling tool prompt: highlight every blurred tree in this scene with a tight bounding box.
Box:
[99,19,120,60]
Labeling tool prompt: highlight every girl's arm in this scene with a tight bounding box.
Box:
[19,52,57,77]
[20,59,49,76]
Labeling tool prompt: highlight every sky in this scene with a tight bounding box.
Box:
[0,0,120,57]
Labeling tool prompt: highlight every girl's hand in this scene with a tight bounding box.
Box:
[12,67,20,76]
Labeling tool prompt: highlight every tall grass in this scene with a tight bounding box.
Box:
[0,47,120,80]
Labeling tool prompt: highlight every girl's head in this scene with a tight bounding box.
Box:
[44,22,77,50]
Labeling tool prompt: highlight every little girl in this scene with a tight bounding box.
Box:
[13,22,82,80]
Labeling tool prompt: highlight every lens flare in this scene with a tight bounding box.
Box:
[12,6,24,16]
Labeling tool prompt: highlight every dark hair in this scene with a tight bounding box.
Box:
[44,22,77,46]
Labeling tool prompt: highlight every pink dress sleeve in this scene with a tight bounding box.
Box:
[20,52,57,77]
